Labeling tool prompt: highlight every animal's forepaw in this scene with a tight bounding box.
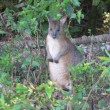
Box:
[54,60,59,63]
[48,58,53,62]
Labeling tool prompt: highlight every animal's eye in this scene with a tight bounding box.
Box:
[50,28,52,31]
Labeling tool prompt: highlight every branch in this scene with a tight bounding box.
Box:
[71,34,110,45]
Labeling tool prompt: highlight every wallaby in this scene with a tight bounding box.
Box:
[46,15,83,92]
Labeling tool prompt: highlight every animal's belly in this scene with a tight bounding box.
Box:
[48,38,60,59]
[49,47,60,59]
[49,61,68,81]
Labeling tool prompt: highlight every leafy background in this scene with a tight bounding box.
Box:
[0,0,110,110]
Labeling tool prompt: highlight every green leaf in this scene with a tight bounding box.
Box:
[49,2,59,18]
[15,84,29,93]
[0,94,5,108]
[105,49,110,57]
[81,14,84,19]
[45,84,54,98]
[101,67,110,77]
[25,57,32,63]
[83,102,89,110]
[21,57,32,68]
[65,4,73,16]
[13,104,22,110]
[92,0,100,6]
[77,92,83,99]
[74,103,82,110]
[70,13,76,19]
[56,14,61,18]
[71,0,80,6]
[106,88,110,92]
[98,99,106,109]
[36,84,44,91]
[70,26,80,33]
[0,30,5,34]
[32,61,40,67]
[98,56,110,61]
[56,107,60,110]
[27,0,33,4]
[77,10,82,23]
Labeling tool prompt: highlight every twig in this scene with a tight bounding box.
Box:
[27,54,33,82]
[36,32,41,55]
[0,13,5,26]
[81,76,102,110]
[35,32,43,85]
[102,104,110,110]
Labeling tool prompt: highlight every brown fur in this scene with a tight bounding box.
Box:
[46,15,83,92]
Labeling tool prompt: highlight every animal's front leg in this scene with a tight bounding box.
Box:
[53,54,61,63]
[47,50,53,62]
[53,50,65,63]
[46,45,53,62]
[53,45,68,63]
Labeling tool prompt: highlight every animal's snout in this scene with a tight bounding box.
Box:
[52,30,58,39]
[52,33,57,39]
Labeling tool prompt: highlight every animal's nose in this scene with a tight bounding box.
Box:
[53,33,57,36]
[52,33,57,39]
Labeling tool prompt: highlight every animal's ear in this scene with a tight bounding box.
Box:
[47,14,53,22]
[60,15,67,25]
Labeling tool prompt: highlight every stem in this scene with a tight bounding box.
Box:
[81,76,102,110]
[27,54,33,82]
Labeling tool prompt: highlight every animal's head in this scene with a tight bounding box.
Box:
[47,15,67,39]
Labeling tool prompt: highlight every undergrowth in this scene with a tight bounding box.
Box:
[0,0,110,110]
[0,38,110,110]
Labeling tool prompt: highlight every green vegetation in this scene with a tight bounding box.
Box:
[0,0,110,110]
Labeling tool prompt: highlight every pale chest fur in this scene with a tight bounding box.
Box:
[47,35,61,59]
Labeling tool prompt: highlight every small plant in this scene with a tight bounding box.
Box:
[69,58,110,110]
[0,59,109,110]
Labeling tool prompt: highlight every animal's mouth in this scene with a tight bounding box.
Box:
[52,36,57,39]
[52,34,58,39]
